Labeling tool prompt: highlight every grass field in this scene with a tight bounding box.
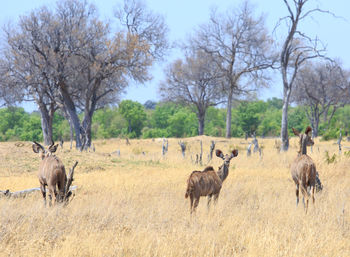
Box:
[0,136,349,256]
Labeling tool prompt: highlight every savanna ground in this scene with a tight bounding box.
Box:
[0,136,349,257]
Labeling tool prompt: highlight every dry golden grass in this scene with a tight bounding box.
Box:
[0,136,349,256]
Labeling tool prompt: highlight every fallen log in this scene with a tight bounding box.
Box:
[0,185,77,198]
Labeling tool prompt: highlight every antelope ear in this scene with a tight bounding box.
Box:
[49,144,59,153]
[215,149,224,158]
[231,149,238,158]
[305,126,312,135]
[292,128,300,136]
[32,141,44,153]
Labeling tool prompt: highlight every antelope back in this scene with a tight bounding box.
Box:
[291,155,315,181]
[33,141,66,186]
[291,126,317,187]
[188,168,222,196]
[39,155,66,179]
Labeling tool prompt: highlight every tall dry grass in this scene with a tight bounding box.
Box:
[0,136,349,256]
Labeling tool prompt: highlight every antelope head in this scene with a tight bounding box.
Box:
[215,149,238,182]
[32,141,59,159]
[216,149,238,165]
[292,126,314,155]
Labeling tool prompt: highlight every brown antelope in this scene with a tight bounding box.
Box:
[290,126,316,213]
[32,141,76,206]
[185,149,238,213]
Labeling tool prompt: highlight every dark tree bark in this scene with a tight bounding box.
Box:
[38,102,55,145]
[291,60,349,138]
[225,88,234,138]
[160,50,224,135]
[278,0,332,150]
[197,109,206,136]
[193,2,276,138]
[0,0,168,149]
[59,86,82,148]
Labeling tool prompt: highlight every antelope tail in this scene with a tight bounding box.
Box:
[185,185,190,198]
[185,180,193,198]
[299,183,310,199]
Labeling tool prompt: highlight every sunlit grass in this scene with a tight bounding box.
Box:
[0,136,349,256]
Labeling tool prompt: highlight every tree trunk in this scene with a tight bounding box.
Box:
[82,115,92,148]
[60,106,74,150]
[311,115,319,138]
[38,103,53,145]
[82,95,97,149]
[59,87,82,148]
[69,121,74,150]
[225,89,233,138]
[281,86,291,151]
[197,110,205,136]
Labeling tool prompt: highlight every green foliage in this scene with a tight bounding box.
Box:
[92,107,126,139]
[325,151,336,164]
[321,106,350,140]
[167,109,198,137]
[20,113,43,141]
[119,100,147,138]
[258,108,282,137]
[267,97,283,109]
[230,108,245,137]
[204,107,226,137]
[0,107,40,141]
[151,102,178,129]
[143,103,198,138]
[237,101,265,135]
[230,100,281,137]
[344,151,350,158]
[2,98,350,141]
[142,127,169,138]
[320,127,339,141]
[287,106,309,134]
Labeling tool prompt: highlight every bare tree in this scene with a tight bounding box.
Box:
[159,49,224,135]
[76,0,169,148]
[192,1,276,138]
[0,1,96,146]
[292,60,350,137]
[277,0,333,150]
[0,0,168,148]
[0,8,60,145]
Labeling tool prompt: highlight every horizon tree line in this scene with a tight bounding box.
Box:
[0,0,349,150]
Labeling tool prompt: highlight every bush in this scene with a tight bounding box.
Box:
[142,127,169,138]
[321,128,339,141]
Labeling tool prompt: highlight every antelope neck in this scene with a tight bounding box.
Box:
[217,163,229,181]
[300,136,307,155]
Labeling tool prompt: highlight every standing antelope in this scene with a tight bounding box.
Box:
[290,126,316,213]
[185,149,238,213]
[32,141,76,206]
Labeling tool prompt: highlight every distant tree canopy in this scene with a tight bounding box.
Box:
[0,0,168,148]
[3,98,350,142]
[119,100,147,138]
[0,0,348,148]
[291,60,350,137]
[189,1,277,138]
[160,49,224,135]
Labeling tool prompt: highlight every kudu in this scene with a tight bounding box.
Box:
[290,126,316,213]
[185,149,238,213]
[32,141,76,206]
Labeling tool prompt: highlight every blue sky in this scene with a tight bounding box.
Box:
[1,0,349,112]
